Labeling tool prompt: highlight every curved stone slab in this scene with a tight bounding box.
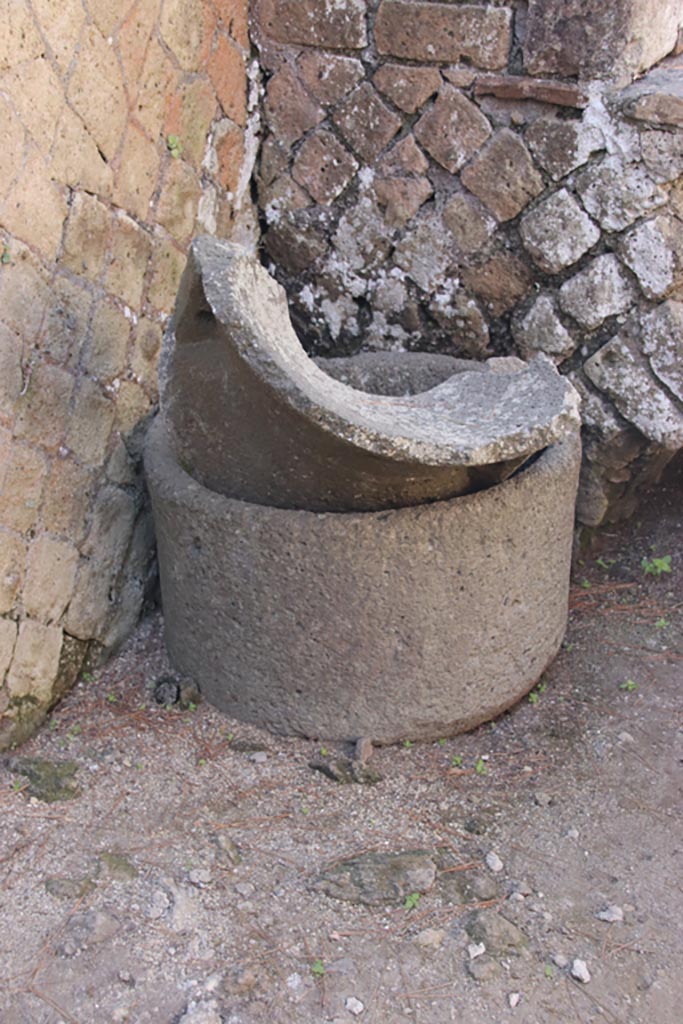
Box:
[160,236,579,512]
[145,418,581,744]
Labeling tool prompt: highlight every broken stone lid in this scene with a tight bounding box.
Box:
[160,236,580,512]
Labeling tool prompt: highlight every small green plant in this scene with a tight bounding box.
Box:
[451,754,463,768]
[82,672,94,683]
[1,244,11,264]
[67,724,82,740]
[595,556,616,570]
[106,693,118,704]
[301,804,310,816]
[403,739,413,749]
[642,554,672,577]
[198,758,207,766]
[655,618,669,629]
[581,578,592,589]
[167,134,183,158]
[437,738,446,746]
[544,964,554,979]
[403,892,421,910]
[320,747,329,757]
[528,691,539,705]
[620,679,638,693]
[311,958,325,978]
[12,778,23,792]
[474,757,487,776]
[187,701,197,712]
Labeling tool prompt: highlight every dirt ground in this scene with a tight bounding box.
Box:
[1,458,681,1024]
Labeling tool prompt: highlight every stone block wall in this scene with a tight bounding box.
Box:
[252,0,683,529]
[0,0,253,748]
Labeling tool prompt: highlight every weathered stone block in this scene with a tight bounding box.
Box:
[265,65,324,146]
[84,301,131,383]
[61,191,110,281]
[24,535,79,624]
[65,380,116,467]
[414,85,492,174]
[134,39,179,140]
[520,190,600,274]
[13,361,73,449]
[559,255,636,330]
[461,130,543,222]
[131,318,163,393]
[146,234,187,312]
[164,79,218,171]
[575,157,667,232]
[0,323,23,417]
[292,130,358,205]
[620,66,683,128]
[618,215,683,299]
[260,173,311,223]
[394,213,452,291]
[0,0,43,70]
[376,2,512,69]
[585,331,683,449]
[461,251,533,316]
[512,294,576,362]
[0,529,25,615]
[41,276,93,370]
[297,52,364,106]
[374,178,433,228]
[106,213,154,308]
[6,620,63,701]
[374,64,441,114]
[443,193,495,256]
[0,247,50,340]
[1,152,68,261]
[42,456,94,544]
[208,33,247,127]
[159,0,214,72]
[1,56,64,154]
[0,618,18,684]
[640,129,683,184]
[258,0,368,49]
[0,438,46,534]
[117,0,156,88]
[113,124,161,222]
[51,105,114,197]
[67,25,127,161]
[215,0,250,48]
[642,301,683,402]
[155,161,201,247]
[427,290,490,358]
[377,137,429,178]
[115,381,154,435]
[525,117,604,181]
[332,84,402,163]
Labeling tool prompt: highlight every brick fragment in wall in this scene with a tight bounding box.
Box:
[559,254,635,331]
[524,117,604,182]
[214,120,245,195]
[52,105,114,197]
[442,194,495,257]
[641,300,683,402]
[461,251,534,317]
[374,178,433,229]
[0,246,50,340]
[374,64,441,114]
[575,157,667,233]
[106,213,154,307]
[617,214,683,300]
[377,136,429,178]
[520,190,600,274]
[6,620,63,702]
[460,130,543,222]
[159,0,214,72]
[164,79,219,171]
[0,529,25,615]
[619,66,683,128]
[259,136,290,188]
[1,152,68,261]
[42,456,94,545]
[292,130,358,205]
[23,535,79,624]
[474,75,588,109]
[155,161,202,248]
[113,124,162,222]
[414,85,491,175]
[375,1,512,70]
[83,301,131,383]
[258,0,368,49]
[585,330,683,450]
[297,53,364,106]
[512,294,575,363]
[264,66,324,147]
[332,84,402,164]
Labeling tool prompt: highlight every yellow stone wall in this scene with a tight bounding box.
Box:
[0,0,252,747]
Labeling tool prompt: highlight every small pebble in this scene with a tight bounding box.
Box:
[552,954,569,969]
[413,928,445,950]
[485,851,504,874]
[509,892,525,903]
[345,996,365,1015]
[534,791,552,807]
[508,992,521,1008]
[597,905,623,923]
[355,737,374,764]
[468,942,486,960]
[189,868,211,886]
[250,752,268,764]
[565,828,579,840]
[571,959,591,984]
[618,731,635,743]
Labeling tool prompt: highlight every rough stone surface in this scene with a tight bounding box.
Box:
[258,0,368,48]
[160,238,579,511]
[585,330,683,449]
[575,158,667,232]
[375,1,512,69]
[513,295,576,363]
[525,117,604,181]
[146,417,580,742]
[559,255,635,330]
[297,52,364,106]
[292,131,358,205]
[461,130,544,222]
[641,301,683,401]
[443,194,495,256]
[332,84,402,163]
[620,66,683,128]
[374,64,441,114]
[520,190,600,274]
[618,215,683,299]
[414,85,492,174]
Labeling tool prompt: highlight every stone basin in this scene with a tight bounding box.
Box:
[146,238,581,742]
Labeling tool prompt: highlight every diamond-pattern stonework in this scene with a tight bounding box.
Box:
[374,64,441,113]
[520,190,600,274]
[414,85,492,174]
[292,130,359,205]
[461,130,544,222]
[332,84,402,164]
